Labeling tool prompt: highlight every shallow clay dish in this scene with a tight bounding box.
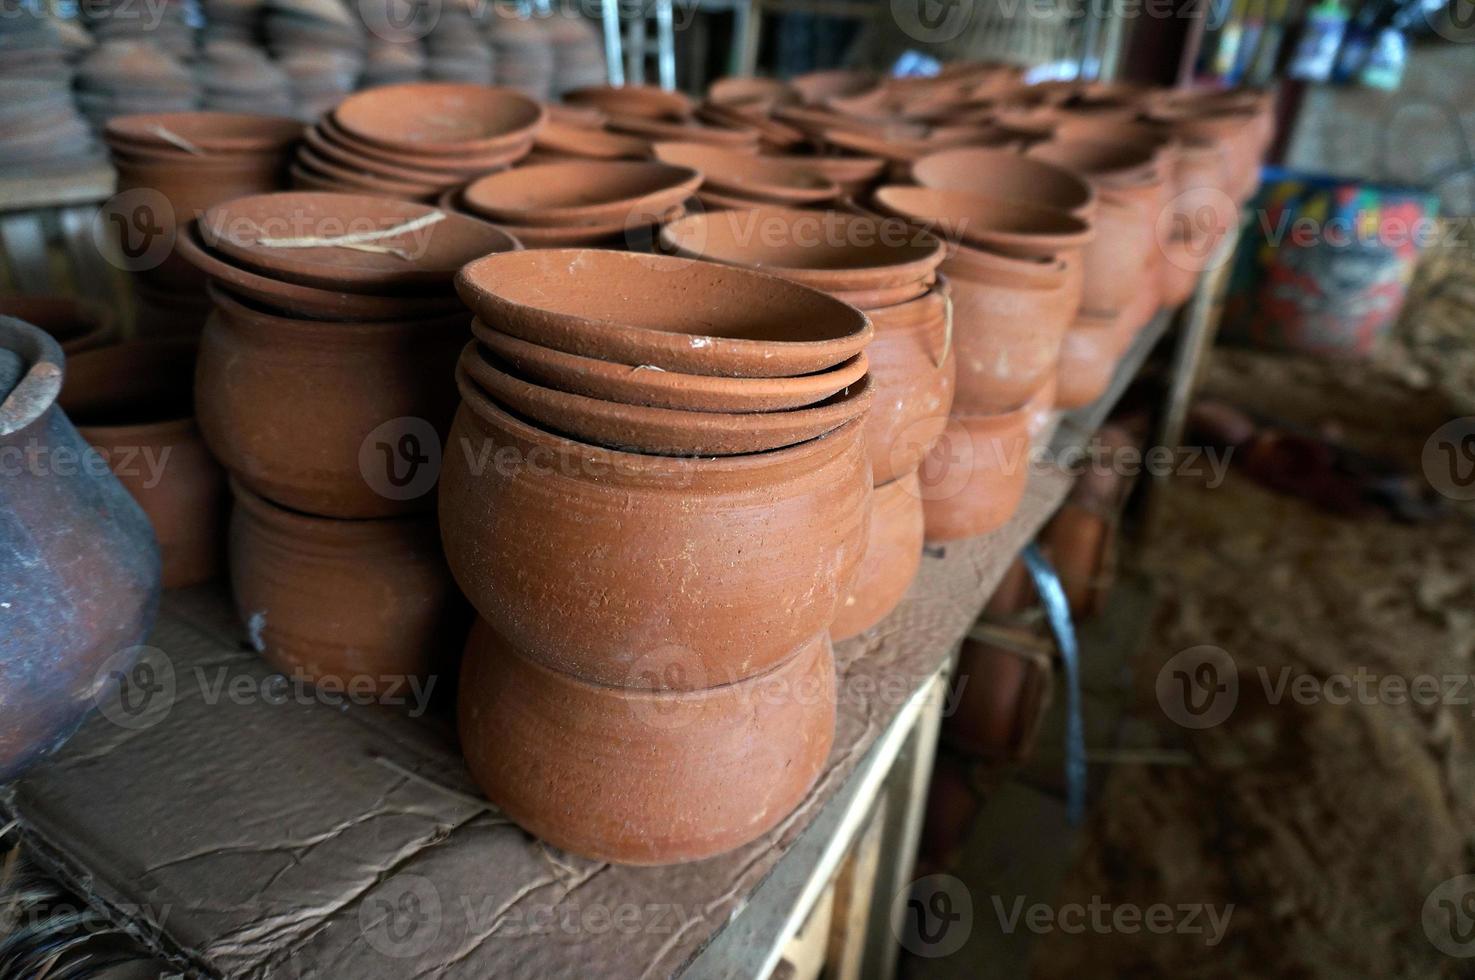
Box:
[871,185,1093,258]
[332,82,545,156]
[455,249,873,378]
[606,114,760,151]
[911,146,1096,218]
[652,141,839,205]
[460,160,700,227]
[462,343,872,455]
[471,319,868,413]
[200,192,521,292]
[317,114,529,175]
[532,119,649,159]
[564,83,694,121]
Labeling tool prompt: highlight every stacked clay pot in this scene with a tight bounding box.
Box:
[652,141,839,211]
[181,191,517,694]
[293,83,545,201]
[567,83,763,153]
[444,248,875,864]
[444,158,700,248]
[659,206,950,640]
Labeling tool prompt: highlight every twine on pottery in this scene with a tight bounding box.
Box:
[254,210,447,259]
[629,364,666,373]
[936,292,953,370]
[148,125,204,156]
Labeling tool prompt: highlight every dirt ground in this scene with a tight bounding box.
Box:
[1032,328,1475,977]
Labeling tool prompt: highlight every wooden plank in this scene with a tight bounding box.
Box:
[0,162,114,214]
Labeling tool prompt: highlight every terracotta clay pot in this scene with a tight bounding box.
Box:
[919,403,1032,541]
[1054,312,1118,410]
[471,319,869,413]
[696,103,806,152]
[708,76,797,107]
[864,287,956,484]
[461,344,873,456]
[460,159,701,228]
[651,141,840,206]
[1025,368,1058,437]
[291,149,444,201]
[60,340,227,589]
[830,469,923,641]
[439,376,872,689]
[105,110,303,155]
[455,249,873,379]
[229,480,465,693]
[0,296,114,353]
[196,284,469,518]
[1041,501,1110,619]
[657,206,944,308]
[458,619,835,865]
[531,119,650,160]
[780,150,887,198]
[564,83,694,121]
[606,114,760,151]
[911,147,1096,218]
[332,82,546,157]
[946,635,1036,757]
[790,68,876,104]
[1158,234,1203,308]
[870,185,1093,260]
[0,317,160,780]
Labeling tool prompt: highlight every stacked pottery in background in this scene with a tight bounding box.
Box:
[546,12,606,97]
[485,8,553,100]
[659,207,950,640]
[75,41,199,131]
[424,1,494,84]
[200,0,263,44]
[0,12,98,168]
[293,82,544,201]
[83,0,196,58]
[265,0,365,120]
[197,40,297,115]
[569,83,763,155]
[178,191,520,691]
[443,248,875,864]
[357,0,428,89]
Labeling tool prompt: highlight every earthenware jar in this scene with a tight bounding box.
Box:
[946,634,1038,757]
[831,470,924,641]
[0,316,160,781]
[439,371,872,689]
[458,619,835,864]
[864,287,956,484]
[919,402,1033,541]
[229,480,465,694]
[61,339,227,589]
[1054,311,1118,410]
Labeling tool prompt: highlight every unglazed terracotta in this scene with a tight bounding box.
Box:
[910,147,1096,218]
[196,284,468,518]
[291,149,445,201]
[332,82,546,157]
[830,469,923,641]
[658,206,944,304]
[651,141,840,206]
[606,114,760,151]
[440,374,872,689]
[531,119,650,160]
[870,185,1093,259]
[696,103,806,153]
[0,317,159,781]
[455,249,873,379]
[0,296,113,353]
[1054,312,1118,410]
[1025,368,1057,437]
[460,159,700,227]
[461,344,874,456]
[315,114,530,176]
[790,68,876,105]
[864,287,956,484]
[708,76,797,107]
[564,83,695,121]
[471,319,869,413]
[229,480,465,693]
[458,619,835,865]
[919,403,1032,541]
[60,340,226,589]
[104,110,302,155]
[946,636,1034,757]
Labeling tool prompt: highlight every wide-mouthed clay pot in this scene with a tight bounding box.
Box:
[196,284,469,518]
[455,249,873,378]
[911,147,1096,218]
[777,150,887,197]
[830,469,923,641]
[229,480,465,694]
[461,344,874,456]
[440,374,872,689]
[1054,312,1118,410]
[471,319,869,413]
[458,619,835,865]
[871,185,1093,259]
[564,83,694,121]
[105,110,303,155]
[200,192,521,292]
[0,317,160,781]
[1025,368,1057,437]
[332,82,546,157]
[864,287,956,484]
[651,141,840,206]
[460,159,701,227]
[0,296,114,353]
[658,206,944,307]
[919,403,1032,541]
[61,339,226,589]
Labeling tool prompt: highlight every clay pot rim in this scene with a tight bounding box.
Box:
[230,476,433,538]
[455,248,874,378]
[910,146,1097,218]
[1029,136,1166,186]
[606,114,760,149]
[332,82,547,157]
[657,205,945,290]
[944,239,1070,285]
[650,142,840,203]
[470,318,870,414]
[455,359,868,476]
[0,315,63,437]
[294,146,444,197]
[564,83,695,122]
[872,185,1094,256]
[316,114,532,174]
[0,296,114,353]
[865,284,950,333]
[461,342,874,457]
[695,104,805,150]
[205,281,469,338]
[110,150,286,177]
[104,110,304,153]
[489,202,688,246]
[460,160,702,227]
[532,119,650,160]
[61,337,198,440]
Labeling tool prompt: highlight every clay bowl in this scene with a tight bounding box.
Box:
[460,159,700,228]
[230,480,464,692]
[0,296,113,353]
[532,119,649,159]
[471,319,868,413]
[606,114,760,151]
[696,103,805,152]
[104,110,303,155]
[200,192,521,292]
[863,287,956,485]
[442,372,871,687]
[456,249,873,379]
[564,83,694,121]
[458,619,834,865]
[292,148,446,200]
[60,339,227,589]
[461,343,873,456]
[919,404,1032,541]
[790,68,877,105]
[784,151,887,197]
[177,222,467,321]
[709,75,796,107]
[197,283,469,518]
[315,114,530,176]
[871,185,1093,259]
[1027,137,1164,189]
[492,203,687,248]
[643,144,807,198]
[911,147,1096,219]
[332,82,546,157]
[658,205,944,305]
[831,468,924,641]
